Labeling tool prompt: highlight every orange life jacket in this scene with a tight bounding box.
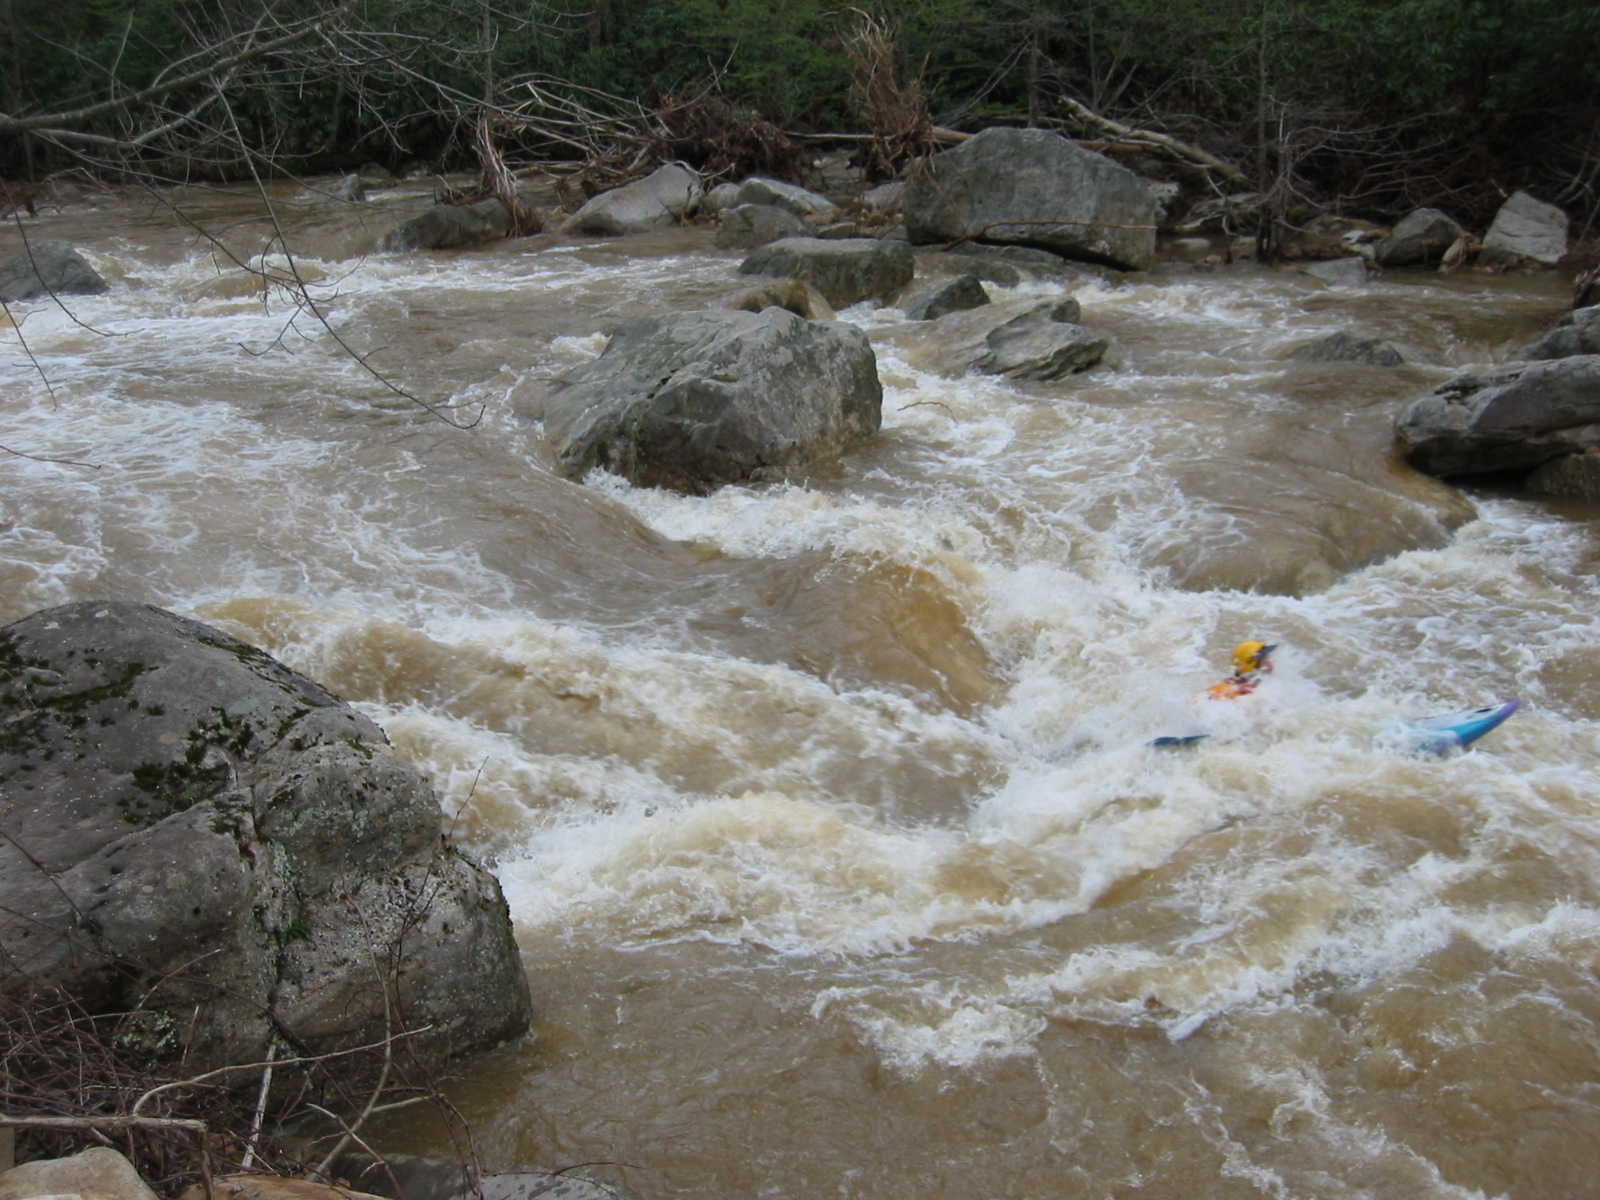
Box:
[1207,674,1259,700]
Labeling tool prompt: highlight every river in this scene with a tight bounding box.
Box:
[3,178,1598,1198]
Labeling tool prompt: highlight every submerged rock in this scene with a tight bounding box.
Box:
[0,601,531,1077]
[541,307,882,493]
[1289,331,1404,366]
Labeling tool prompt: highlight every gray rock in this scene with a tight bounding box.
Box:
[974,298,1107,380]
[1480,190,1567,267]
[1374,208,1465,268]
[734,176,838,221]
[0,601,531,1077]
[0,239,109,301]
[701,181,742,214]
[1525,305,1600,359]
[1300,257,1371,287]
[723,279,836,320]
[947,241,1089,283]
[542,307,882,493]
[1525,450,1600,500]
[331,173,366,202]
[1288,331,1403,366]
[0,1148,156,1200]
[738,236,913,307]
[1395,356,1600,477]
[379,197,513,252]
[902,273,990,320]
[862,180,904,213]
[715,203,808,249]
[561,163,702,236]
[905,128,1158,271]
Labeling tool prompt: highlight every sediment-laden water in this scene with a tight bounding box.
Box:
[3,180,1597,1198]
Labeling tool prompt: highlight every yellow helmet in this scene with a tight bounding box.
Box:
[1231,640,1276,673]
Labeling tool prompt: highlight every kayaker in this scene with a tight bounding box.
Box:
[1208,640,1276,699]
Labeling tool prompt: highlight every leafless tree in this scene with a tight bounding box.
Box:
[0,0,565,432]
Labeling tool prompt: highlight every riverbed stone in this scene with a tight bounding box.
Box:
[379,197,513,252]
[901,273,990,320]
[1299,257,1371,287]
[561,163,703,236]
[722,278,835,320]
[895,296,1106,381]
[1373,207,1464,268]
[1523,304,1600,359]
[541,307,882,493]
[0,601,531,1078]
[1288,331,1403,366]
[905,127,1158,270]
[0,240,109,302]
[732,176,839,221]
[737,236,913,307]
[974,298,1107,379]
[1395,356,1600,477]
[715,203,807,249]
[0,1148,157,1200]
[1525,450,1600,500]
[1480,189,1567,267]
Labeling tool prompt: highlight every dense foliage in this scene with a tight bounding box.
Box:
[3,0,1598,229]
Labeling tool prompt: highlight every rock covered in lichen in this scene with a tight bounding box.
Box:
[0,601,530,1076]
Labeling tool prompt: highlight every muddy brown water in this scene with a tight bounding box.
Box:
[4,180,1598,1198]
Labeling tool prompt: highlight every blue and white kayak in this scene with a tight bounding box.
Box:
[1152,699,1522,756]
[1389,698,1522,758]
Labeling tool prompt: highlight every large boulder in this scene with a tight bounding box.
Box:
[542,307,882,493]
[560,163,702,236]
[1373,208,1464,268]
[1395,356,1600,477]
[0,239,109,301]
[1480,190,1567,267]
[737,236,914,307]
[715,203,808,249]
[905,127,1159,271]
[1524,305,1600,359]
[0,601,531,1076]
[379,197,514,252]
[730,176,839,221]
[0,1148,156,1200]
